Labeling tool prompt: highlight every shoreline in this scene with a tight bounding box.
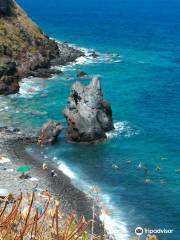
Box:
[0,127,104,236]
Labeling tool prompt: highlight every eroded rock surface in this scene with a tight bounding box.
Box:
[64,77,114,143]
[38,120,63,145]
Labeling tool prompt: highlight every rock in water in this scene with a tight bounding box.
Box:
[64,77,114,143]
[38,120,63,145]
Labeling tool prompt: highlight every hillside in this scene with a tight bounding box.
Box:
[0,0,83,95]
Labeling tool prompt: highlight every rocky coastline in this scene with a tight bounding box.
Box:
[0,0,84,95]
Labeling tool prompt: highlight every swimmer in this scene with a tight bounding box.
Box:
[145,178,151,184]
[156,166,161,171]
[112,164,119,169]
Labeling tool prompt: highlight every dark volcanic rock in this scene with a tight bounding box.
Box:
[76,70,89,78]
[38,120,63,145]
[64,77,114,143]
[0,61,19,95]
[90,51,98,58]
[29,68,63,78]
[50,43,84,66]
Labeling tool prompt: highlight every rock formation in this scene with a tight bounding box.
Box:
[0,61,19,95]
[0,0,84,95]
[64,77,114,143]
[38,120,63,145]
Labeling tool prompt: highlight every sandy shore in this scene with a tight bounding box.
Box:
[0,127,104,236]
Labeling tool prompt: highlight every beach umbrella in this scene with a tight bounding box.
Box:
[17,166,30,173]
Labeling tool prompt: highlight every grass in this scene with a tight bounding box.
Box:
[0,1,50,62]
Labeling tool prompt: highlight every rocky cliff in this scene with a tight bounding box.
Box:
[64,77,114,143]
[0,0,83,95]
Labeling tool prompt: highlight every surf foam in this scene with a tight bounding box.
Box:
[106,121,140,139]
[56,159,130,240]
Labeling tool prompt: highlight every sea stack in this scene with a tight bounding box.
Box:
[64,77,114,143]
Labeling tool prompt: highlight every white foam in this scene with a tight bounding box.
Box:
[100,211,129,239]
[52,38,123,70]
[106,121,140,139]
[58,163,76,179]
[97,192,129,240]
[18,78,45,98]
[56,159,129,240]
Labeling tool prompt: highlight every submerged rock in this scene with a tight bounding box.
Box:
[76,70,89,78]
[38,120,63,145]
[64,77,114,143]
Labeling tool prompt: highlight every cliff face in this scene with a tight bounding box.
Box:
[0,0,83,95]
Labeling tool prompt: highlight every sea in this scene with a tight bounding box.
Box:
[1,0,180,239]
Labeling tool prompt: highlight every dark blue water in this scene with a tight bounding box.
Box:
[1,0,180,239]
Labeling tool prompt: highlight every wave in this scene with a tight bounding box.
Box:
[58,162,76,179]
[106,121,140,139]
[17,40,123,95]
[52,39,123,71]
[18,78,46,98]
[56,159,129,240]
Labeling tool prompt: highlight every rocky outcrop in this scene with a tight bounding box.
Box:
[64,77,114,143]
[50,43,84,66]
[0,61,19,95]
[0,0,84,95]
[76,70,89,78]
[38,120,63,145]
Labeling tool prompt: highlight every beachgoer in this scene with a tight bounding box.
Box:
[127,160,132,164]
[145,178,151,184]
[51,170,55,177]
[112,164,119,169]
[42,163,48,170]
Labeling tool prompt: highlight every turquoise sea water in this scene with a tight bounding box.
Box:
[1,0,180,239]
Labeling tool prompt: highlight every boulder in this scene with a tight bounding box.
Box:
[64,77,114,143]
[38,120,63,145]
